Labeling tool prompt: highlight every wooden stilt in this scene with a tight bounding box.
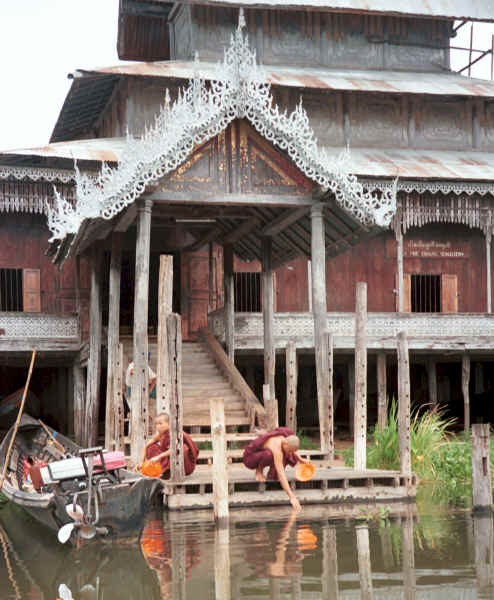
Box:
[85,245,103,447]
[397,331,411,478]
[427,358,437,405]
[462,354,471,432]
[157,255,173,416]
[401,513,416,600]
[130,198,153,465]
[486,224,492,314]
[310,204,331,455]
[57,367,68,433]
[354,282,368,471]
[472,423,492,511]
[356,525,374,600]
[285,340,298,432]
[473,512,494,595]
[210,397,229,524]
[262,237,276,407]
[171,524,187,600]
[214,526,231,600]
[396,225,404,312]
[377,353,387,430]
[209,242,215,312]
[168,313,185,482]
[269,578,281,600]
[224,244,235,362]
[67,367,74,438]
[105,232,122,450]
[73,360,85,446]
[322,526,339,600]
[327,332,334,460]
[348,361,355,438]
[114,342,125,452]
[263,384,278,431]
[291,575,302,600]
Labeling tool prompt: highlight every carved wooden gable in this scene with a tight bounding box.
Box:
[159,119,314,196]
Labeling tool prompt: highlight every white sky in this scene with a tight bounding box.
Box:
[0,3,493,152]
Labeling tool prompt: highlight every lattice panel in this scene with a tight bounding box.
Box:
[0,313,79,338]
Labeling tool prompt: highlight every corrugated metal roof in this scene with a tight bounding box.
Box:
[0,138,126,163]
[165,0,494,21]
[73,61,494,98]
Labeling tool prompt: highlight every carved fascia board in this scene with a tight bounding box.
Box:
[0,165,78,183]
[360,177,494,197]
[46,12,396,243]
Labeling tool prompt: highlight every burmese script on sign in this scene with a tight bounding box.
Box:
[405,240,468,259]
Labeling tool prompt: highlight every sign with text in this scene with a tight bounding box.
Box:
[404,240,469,259]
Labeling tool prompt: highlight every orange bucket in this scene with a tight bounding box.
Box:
[141,459,163,478]
[295,461,315,482]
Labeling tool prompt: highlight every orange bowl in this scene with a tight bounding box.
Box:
[295,461,315,482]
[297,526,318,550]
[141,460,163,478]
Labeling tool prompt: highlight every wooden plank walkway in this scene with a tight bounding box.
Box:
[161,464,417,510]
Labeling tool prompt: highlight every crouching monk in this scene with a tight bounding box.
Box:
[243,427,308,511]
[143,413,199,477]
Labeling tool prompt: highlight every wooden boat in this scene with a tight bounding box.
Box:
[0,415,162,543]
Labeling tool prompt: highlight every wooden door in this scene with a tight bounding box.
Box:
[441,274,458,313]
[395,273,411,312]
[22,269,41,313]
[181,249,210,340]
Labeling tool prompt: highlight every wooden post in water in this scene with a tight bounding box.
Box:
[130,198,153,464]
[473,512,494,595]
[427,358,438,405]
[356,524,374,600]
[210,397,229,524]
[472,423,492,511]
[401,512,416,600]
[157,255,173,416]
[322,526,339,600]
[377,352,387,430]
[462,354,471,432]
[354,282,368,471]
[171,524,187,600]
[85,245,103,446]
[105,232,122,450]
[262,237,276,406]
[285,340,298,432]
[263,384,278,430]
[224,244,235,362]
[214,525,231,600]
[348,361,355,438]
[168,313,185,482]
[397,331,412,477]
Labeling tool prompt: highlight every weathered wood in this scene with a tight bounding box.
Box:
[311,204,331,455]
[130,198,153,464]
[397,331,412,477]
[322,526,339,600]
[285,341,298,432]
[473,513,494,595]
[168,313,185,482]
[150,190,317,207]
[214,526,231,600]
[85,245,102,447]
[462,354,471,432]
[427,358,438,405]
[114,342,125,452]
[260,207,310,236]
[354,282,367,471]
[170,524,187,600]
[356,525,374,600]
[401,514,416,600]
[377,352,387,430]
[396,226,404,312]
[114,203,137,232]
[210,397,229,524]
[222,217,260,244]
[224,244,235,362]
[327,332,334,460]
[262,237,276,411]
[209,242,215,312]
[472,423,492,511]
[157,255,173,416]
[487,227,492,314]
[73,360,85,446]
[263,384,278,431]
[105,232,122,451]
[348,361,355,438]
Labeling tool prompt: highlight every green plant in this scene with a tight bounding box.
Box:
[297,432,320,450]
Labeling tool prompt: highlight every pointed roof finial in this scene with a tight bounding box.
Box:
[238,8,246,30]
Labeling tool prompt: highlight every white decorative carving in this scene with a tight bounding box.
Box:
[0,313,79,339]
[360,178,494,197]
[0,165,80,183]
[47,11,396,243]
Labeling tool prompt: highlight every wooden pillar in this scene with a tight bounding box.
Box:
[356,525,373,600]
[105,232,122,450]
[130,198,153,465]
[487,226,492,314]
[327,332,334,460]
[262,237,276,406]
[214,526,231,600]
[402,513,416,600]
[67,367,74,438]
[396,226,404,312]
[427,358,438,405]
[168,313,185,482]
[224,244,235,362]
[210,397,229,524]
[157,255,173,416]
[322,526,339,600]
[263,384,278,431]
[114,343,125,452]
[311,204,331,454]
[348,361,355,438]
[171,524,187,600]
[354,282,367,471]
[462,354,471,433]
[73,360,85,446]
[85,245,102,446]
[377,352,387,430]
[285,340,298,432]
[472,423,492,511]
[397,331,411,477]
[474,513,494,595]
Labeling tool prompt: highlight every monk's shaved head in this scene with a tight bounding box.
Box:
[284,435,300,451]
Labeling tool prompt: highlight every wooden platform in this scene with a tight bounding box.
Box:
[161,464,417,510]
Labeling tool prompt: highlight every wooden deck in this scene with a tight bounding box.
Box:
[161,463,417,510]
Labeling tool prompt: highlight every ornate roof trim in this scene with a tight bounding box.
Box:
[0,165,78,183]
[360,178,494,197]
[47,11,396,243]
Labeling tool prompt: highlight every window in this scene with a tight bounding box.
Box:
[234,272,261,312]
[410,274,441,313]
[0,268,23,311]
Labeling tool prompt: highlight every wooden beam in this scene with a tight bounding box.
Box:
[168,313,185,482]
[377,352,387,431]
[157,255,173,416]
[222,217,260,244]
[224,244,235,362]
[472,423,492,511]
[396,225,404,313]
[401,514,416,600]
[187,225,224,252]
[486,226,492,314]
[397,331,411,478]
[149,191,317,208]
[285,341,298,432]
[105,232,122,451]
[462,354,471,432]
[427,358,438,405]
[114,203,137,232]
[260,207,310,237]
[354,282,367,471]
[130,198,153,465]
[327,332,334,461]
[348,361,355,438]
[210,397,229,524]
[356,525,373,600]
[114,342,125,452]
[262,236,276,412]
[73,360,85,446]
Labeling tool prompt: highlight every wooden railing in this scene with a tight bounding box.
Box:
[199,327,266,429]
[0,312,80,351]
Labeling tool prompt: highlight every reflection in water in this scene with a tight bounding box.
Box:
[2,502,494,599]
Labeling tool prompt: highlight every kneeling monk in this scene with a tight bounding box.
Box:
[142,413,199,477]
[243,427,308,510]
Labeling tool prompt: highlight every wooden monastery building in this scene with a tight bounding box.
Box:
[1,0,494,459]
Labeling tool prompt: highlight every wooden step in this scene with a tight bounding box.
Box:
[183,400,245,411]
[191,432,258,443]
[183,414,251,426]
